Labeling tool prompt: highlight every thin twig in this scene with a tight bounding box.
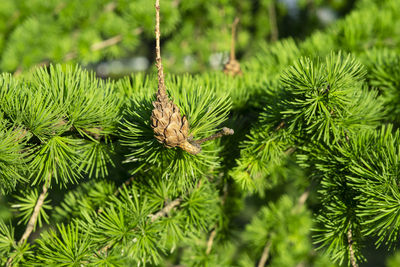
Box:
[275,121,285,131]
[206,229,217,255]
[257,241,272,267]
[229,17,240,62]
[268,1,279,42]
[149,198,182,223]
[148,179,202,223]
[293,187,310,213]
[155,0,167,97]
[19,181,50,244]
[7,179,50,266]
[91,35,123,51]
[297,189,310,207]
[104,2,117,12]
[347,227,358,267]
[195,127,234,145]
[284,147,297,155]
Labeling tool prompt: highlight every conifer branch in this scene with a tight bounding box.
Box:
[104,2,117,12]
[229,17,240,62]
[7,178,51,266]
[64,34,124,61]
[149,198,182,222]
[206,229,217,255]
[268,1,279,42]
[97,176,136,215]
[91,35,123,51]
[195,127,234,145]
[155,0,166,97]
[148,180,200,223]
[18,179,50,245]
[275,121,285,131]
[284,147,296,155]
[297,189,310,207]
[347,226,358,267]
[257,240,272,267]
[224,17,242,76]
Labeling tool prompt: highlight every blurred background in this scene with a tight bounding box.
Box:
[0,0,356,77]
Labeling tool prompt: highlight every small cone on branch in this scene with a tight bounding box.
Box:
[150,84,201,155]
[151,0,201,155]
[151,0,233,155]
[224,17,242,76]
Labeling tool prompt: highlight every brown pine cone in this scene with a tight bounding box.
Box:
[151,89,201,155]
[223,59,242,76]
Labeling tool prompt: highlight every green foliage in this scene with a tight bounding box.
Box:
[0,221,14,263]
[0,126,29,193]
[346,126,400,247]
[0,0,355,73]
[363,48,400,123]
[1,0,400,266]
[232,52,383,194]
[26,178,219,266]
[12,189,51,230]
[34,223,93,266]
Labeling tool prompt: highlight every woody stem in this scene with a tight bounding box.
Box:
[155,0,166,96]
[230,17,240,61]
[195,127,234,145]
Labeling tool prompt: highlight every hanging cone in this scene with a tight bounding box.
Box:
[223,58,242,76]
[151,0,201,155]
[151,0,233,155]
[151,88,201,154]
[224,17,242,76]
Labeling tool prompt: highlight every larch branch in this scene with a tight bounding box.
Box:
[149,198,182,222]
[206,229,217,255]
[257,241,272,267]
[297,189,310,207]
[19,180,49,245]
[155,0,166,97]
[268,1,279,42]
[91,35,122,51]
[229,17,240,62]
[347,227,358,267]
[7,179,50,266]
[195,127,234,145]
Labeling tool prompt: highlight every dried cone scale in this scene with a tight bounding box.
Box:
[151,0,233,155]
[224,17,242,76]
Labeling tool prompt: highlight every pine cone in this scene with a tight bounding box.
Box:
[223,59,242,76]
[151,89,201,155]
[224,17,242,76]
